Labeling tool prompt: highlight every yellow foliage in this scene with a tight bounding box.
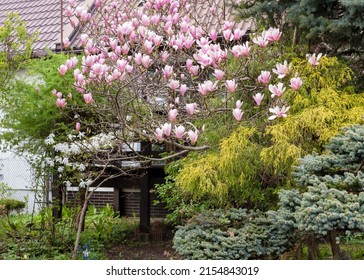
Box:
[175,127,261,206]
[262,57,364,175]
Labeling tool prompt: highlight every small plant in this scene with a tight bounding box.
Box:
[0,198,26,216]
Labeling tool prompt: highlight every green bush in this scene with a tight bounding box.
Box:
[0,205,137,260]
[0,198,26,214]
[173,208,296,260]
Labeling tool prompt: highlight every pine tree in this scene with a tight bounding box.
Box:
[237,0,364,53]
[294,124,364,192]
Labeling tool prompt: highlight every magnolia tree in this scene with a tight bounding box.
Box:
[48,0,318,258]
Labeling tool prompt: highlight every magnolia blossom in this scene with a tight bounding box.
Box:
[236,100,243,109]
[83,93,94,104]
[56,98,66,108]
[166,108,177,123]
[186,103,196,116]
[232,108,243,121]
[308,53,322,66]
[58,65,67,76]
[269,83,286,98]
[257,71,271,84]
[198,80,217,95]
[290,77,303,90]
[252,35,269,48]
[162,123,172,137]
[225,80,237,93]
[75,122,81,132]
[141,55,152,68]
[154,127,164,142]
[187,130,198,145]
[231,42,250,58]
[265,27,281,42]
[174,125,185,139]
[180,84,188,95]
[163,65,173,79]
[213,69,225,80]
[168,79,180,91]
[272,61,289,79]
[209,30,218,42]
[253,93,264,106]
[268,106,290,120]
[63,38,70,48]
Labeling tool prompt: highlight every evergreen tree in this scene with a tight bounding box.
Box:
[294,124,364,192]
[238,0,364,53]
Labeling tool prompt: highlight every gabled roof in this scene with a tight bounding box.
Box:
[0,0,93,56]
[0,0,253,56]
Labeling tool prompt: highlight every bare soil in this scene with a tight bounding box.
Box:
[106,239,180,260]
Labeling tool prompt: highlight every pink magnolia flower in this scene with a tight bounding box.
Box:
[161,51,169,63]
[225,79,237,93]
[272,61,289,79]
[232,108,243,121]
[63,38,70,48]
[141,55,152,68]
[125,64,133,73]
[180,84,188,95]
[58,65,67,76]
[209,29,218,42]
[143,40,154,53]
[252,36,269,48]
[253,93,264,106]
[186,59,193,71]
[154,127,164,142]
[186,103,196,116]
[265,27,281,42]
[163,65,173,79]
[257,71,271,84]
[307,53,322,66]
[189,65,199,76]
[168,108,178,122]
[56,98,66,108]
[134,52,142,65]
[174,125,186,139]
[69,0,76,8]
[233,28,245,40]
[187,130,198,145]
[213,69,225,80]
[184,36,194,49]
[75,122,81,132]
[80,34,89,45]
[268,106,290,120]
[198,80,218,96]
[223,29,233,41]
[117,59,128,72]
[121,43,130,54]
[269,82,286,98]
[290,77,303,90]
[83,93,93,104]
[168,79,180,91]
[162,123,172,137]
[236,100,243,109]
[141,14,150,27]
[231,42,250,58]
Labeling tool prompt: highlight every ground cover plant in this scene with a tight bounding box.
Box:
[0,205,137,260]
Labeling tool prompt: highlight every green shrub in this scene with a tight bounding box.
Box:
[0,198,26,214]
[173,208,296,260]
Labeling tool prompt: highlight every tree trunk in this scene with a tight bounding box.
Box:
[306,233,321,260]
[72,188,89,259]
[328,231,351,260]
